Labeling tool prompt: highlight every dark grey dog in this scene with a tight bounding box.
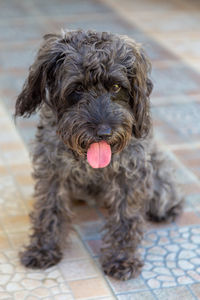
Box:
[15,30,183,280]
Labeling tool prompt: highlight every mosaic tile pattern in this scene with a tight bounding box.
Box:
[141,227,200,289]
[0,250,72,299]
[1,0,200,299]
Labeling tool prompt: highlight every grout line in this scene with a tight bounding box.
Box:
[148,289,159,300]
[139,273,159,299]
[74,228,116,298]
[186,285,198,300]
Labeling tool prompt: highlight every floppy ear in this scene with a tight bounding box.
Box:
[126,38,153,138]
[15,34,64,118]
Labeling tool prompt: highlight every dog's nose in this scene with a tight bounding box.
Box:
[97,124,112,138]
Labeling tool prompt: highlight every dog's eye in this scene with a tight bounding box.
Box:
[111,84,121,93]
[76,85,84,93]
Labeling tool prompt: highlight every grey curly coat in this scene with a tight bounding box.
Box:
[15,30,183,280]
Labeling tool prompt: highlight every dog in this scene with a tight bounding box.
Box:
[15,29,183,280]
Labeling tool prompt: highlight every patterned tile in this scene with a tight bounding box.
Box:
[0,233,11,250]
[107,276,147,294]
[190,283,200,299]
[153,286,195,300]
[117,290,156,300]
[0,250,73,298]
[80,225,200,294]
[141,227,200,290]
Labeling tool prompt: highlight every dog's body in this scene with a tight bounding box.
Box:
[15,30,183,280]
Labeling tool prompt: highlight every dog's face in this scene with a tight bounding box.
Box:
[15,30,153,167]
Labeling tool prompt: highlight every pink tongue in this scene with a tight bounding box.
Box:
[87,141,111,168]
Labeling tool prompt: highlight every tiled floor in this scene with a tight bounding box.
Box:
[0,0,200,299]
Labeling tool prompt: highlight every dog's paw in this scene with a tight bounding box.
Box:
[165,201,184,222]
[147,200,183,223]
[19,245,62,269]
[102,256,143,280]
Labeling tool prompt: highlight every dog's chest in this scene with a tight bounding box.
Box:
[65,158,109,200]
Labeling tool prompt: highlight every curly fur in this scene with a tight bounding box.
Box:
[15,30,183,280]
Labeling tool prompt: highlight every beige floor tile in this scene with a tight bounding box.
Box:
[1,215,30,233]
[68,277,112,299]
[3,149,30,165]
[19,186,34,200]
[175,211,200,226]
[9,163,32,175]
[0,165,7,176]
[0,118,14,131]
[0,130,22,145]
[15,174,33,186]
[24,196,34,209]
[59,258,99,281]
[63,233,90,261]
[0,233,11,250]
[7,231,29,249]
[0,199,28,218]
[0,178,28,216]
[0,223,4,234]
[0,141,26,152]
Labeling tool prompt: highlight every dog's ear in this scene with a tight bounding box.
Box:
[125,38,153,138]
[15,34,64,118]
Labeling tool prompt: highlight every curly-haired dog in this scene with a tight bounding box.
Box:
[15,30,183,280]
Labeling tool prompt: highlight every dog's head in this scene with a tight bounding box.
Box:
[15,30,153,168]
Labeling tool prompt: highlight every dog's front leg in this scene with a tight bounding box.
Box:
[101,185,144,280]
[20,170,72,269]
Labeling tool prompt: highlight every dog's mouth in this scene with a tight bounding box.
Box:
[87,140,111,168]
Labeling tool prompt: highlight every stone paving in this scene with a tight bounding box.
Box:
[0,0,200,299]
